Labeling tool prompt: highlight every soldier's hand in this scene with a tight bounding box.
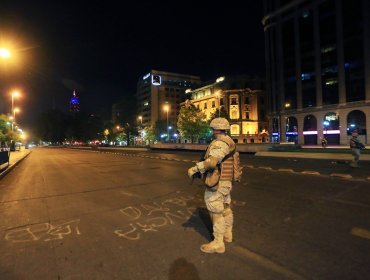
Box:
[187,166,199,179]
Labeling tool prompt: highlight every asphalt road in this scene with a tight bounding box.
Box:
[0,148,369,280]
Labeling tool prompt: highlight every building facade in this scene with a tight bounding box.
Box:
[187,75,268,143]
[136,70,201,129]
[263,0,370,144]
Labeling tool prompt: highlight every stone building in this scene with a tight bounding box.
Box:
[185,75,268,143]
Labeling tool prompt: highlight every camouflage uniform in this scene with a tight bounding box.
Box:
[188,118,234,254]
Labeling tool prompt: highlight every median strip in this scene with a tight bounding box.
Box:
[351,227,370,240]
[330,173,352,179]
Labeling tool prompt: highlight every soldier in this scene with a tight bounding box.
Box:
[187,117,236,254]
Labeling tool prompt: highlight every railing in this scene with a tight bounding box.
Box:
[0,150,10,170]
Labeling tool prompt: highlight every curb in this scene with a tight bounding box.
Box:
[72,149,370,182]
[0,151,32,180]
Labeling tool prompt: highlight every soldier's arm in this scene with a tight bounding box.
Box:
[195,141,229,174]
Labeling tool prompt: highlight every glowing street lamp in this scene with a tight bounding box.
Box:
[0,48,10,59]
[163,104,169,142]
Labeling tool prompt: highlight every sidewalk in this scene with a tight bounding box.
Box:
[0,149,32,179]
[255,151,370,161]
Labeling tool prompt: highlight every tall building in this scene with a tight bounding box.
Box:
[186,75,267,143]
[263,0,370,144]
[136,70,201,128]
[69,90,80,112]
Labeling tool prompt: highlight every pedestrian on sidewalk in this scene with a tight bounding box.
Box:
[349,129,365,167]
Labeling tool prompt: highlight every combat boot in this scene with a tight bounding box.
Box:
[200,234,225,254]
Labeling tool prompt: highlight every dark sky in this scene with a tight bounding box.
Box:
[0,1,265,130]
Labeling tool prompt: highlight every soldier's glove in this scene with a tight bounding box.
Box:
[187,166,199,180]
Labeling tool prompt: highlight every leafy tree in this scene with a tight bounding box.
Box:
[143,125,156,144]
[177,100,209,143]
[0,114,23,144]
[209,106,229,121]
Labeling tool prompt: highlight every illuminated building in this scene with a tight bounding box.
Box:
[185,75,267,143]
[263,0,370,144]
[69,90,80,112]
[136,70,201,127]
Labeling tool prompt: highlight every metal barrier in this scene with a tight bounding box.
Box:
[0,150,10,170]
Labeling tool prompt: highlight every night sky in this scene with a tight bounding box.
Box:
[0,1,265,130]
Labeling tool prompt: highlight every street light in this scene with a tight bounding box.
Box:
[137,116,143,146]
[163,104,169,142]
[13,108,20,131]
[0,48,11,59]
[11,91,20,131]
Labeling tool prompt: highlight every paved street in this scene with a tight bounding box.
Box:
[0,148,370,280]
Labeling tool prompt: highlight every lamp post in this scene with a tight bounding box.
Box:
[13,108,20,131]
[138,116,143,145]
[215,90,221,118]
[164,104,169,142]
[323,120,329,146]
[11,91,20,131]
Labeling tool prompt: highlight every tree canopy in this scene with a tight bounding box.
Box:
[177,100,209,143]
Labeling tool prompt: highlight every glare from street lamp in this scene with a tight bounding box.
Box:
[14,107,20,113]
[163,104,169,112]
[12,90,20,98]
[0,48,11,59]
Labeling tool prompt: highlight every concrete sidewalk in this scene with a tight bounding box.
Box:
[255,151,370,161]
[0,149,32,179]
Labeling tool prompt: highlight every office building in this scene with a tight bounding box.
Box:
[263,0,370,144]
[136,70,201,129]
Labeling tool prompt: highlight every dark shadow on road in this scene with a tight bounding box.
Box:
[168,257,200,280]
[182,207,212,241]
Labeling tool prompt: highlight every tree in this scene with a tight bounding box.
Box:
[209,106,229,121]
[143,125,156,144]
[177,100,209,143]
[0,114,22,143]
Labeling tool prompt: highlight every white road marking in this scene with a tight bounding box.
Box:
[301,171,320,175]
[278,168,294,172]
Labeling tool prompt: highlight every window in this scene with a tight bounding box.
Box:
[212,101,216,108]
[204,102,207,109]
[231,98,237,105]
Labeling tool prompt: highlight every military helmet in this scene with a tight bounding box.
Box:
[210,118,230,130]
